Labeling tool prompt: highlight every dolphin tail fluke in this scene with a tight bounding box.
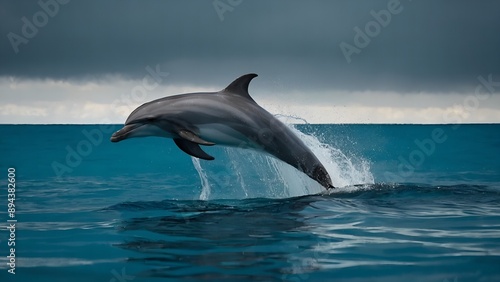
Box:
[174,138,215,160]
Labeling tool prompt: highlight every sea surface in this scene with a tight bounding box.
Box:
[0,124,499,282]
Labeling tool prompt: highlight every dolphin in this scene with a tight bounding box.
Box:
[110,73,335,189]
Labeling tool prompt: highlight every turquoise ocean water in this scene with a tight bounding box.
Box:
[0,124,499,281]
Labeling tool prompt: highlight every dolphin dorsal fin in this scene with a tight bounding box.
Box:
[222,73,258,101]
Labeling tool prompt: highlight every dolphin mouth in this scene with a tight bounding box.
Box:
[110,123,143,142]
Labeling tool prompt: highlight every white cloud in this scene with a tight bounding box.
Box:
[262,90,500,124]
[0,104,48,117]
[1,77,499,124]
[0,76,219,124]
[264,104,500,124]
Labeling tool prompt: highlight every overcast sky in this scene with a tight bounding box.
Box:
[1,0,500,124]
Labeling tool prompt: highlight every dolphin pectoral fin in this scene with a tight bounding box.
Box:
[178,130,215,146]
[174,138,215,160]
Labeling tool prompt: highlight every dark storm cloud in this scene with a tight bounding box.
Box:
[1,0,500,92]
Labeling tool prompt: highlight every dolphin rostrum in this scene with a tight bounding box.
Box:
[111,74,335,189]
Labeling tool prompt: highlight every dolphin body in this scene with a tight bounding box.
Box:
[111,74,335,189]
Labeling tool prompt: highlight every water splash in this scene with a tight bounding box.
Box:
[192,124,374,200]
[191,157,211,200]
[290,127,374,187]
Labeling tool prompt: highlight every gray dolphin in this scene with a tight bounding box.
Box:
[111,73,335,189]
